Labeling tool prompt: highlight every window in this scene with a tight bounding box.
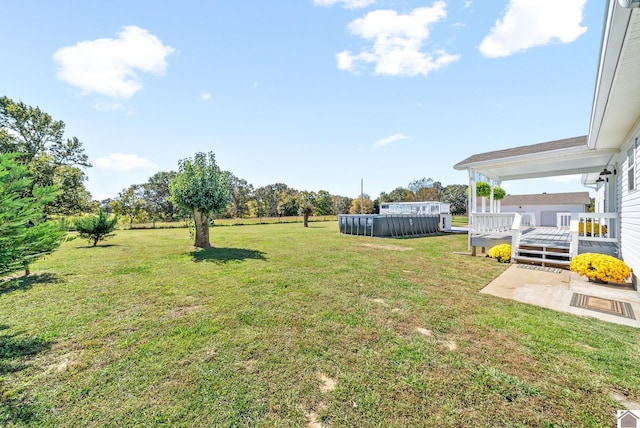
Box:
[629,144,635,191]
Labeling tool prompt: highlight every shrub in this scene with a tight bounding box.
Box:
[488,244,512,263]
[570,253,632,284]
[578,221,607,236]
[74,209,118,246]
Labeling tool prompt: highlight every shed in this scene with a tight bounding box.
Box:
[501,192,591,227]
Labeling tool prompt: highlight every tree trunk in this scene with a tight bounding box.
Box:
[303,213,309,227]
[193,208,211,248]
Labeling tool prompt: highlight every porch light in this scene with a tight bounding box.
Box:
[599,167,616,176]
[595,177,605,183]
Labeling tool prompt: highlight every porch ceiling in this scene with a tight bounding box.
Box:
[454,139,617,182]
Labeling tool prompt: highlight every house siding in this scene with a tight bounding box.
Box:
[618,134,640,283]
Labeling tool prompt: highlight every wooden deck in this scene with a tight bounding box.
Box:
[471,227,619,257]
[520,227,570,248]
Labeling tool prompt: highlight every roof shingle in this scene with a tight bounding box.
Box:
[454,136,588,169]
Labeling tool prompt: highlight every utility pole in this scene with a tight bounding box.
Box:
[360,178,364,214]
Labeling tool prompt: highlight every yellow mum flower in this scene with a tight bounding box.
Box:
[570,253,632,284]
[488,244,512,263]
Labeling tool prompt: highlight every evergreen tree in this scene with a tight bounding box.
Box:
[0,153,64,276]
[74,209,118,247]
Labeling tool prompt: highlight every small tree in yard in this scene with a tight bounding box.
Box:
[300,203,314,227]
[170,152,230,248]
[74,209,118,246]
[0,153,65,276]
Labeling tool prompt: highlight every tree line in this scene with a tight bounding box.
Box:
[1,95,470,225]
[106,174,470,224]
[1,95,472,271]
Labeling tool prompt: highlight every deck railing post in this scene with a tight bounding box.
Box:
[510,213,522,261]
[569,213,579,258]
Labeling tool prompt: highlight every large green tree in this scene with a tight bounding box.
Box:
[143,171,178,223]
[110,185,147,226]
[224,172,253,219]
[331,195,352,215]
[253,183,290,218]
[380,187,414,202]
[0,153,65,276]
[313,190,333,216]
[170,152,230,248]
[0,96,92,215]
[440,184,468,215]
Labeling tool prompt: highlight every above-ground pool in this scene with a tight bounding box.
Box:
[338,214,442,237]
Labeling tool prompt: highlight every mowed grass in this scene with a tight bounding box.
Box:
[0,222,638,427]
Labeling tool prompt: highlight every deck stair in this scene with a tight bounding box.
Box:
[513,243,571,268]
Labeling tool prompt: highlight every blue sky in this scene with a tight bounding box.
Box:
[2,0,604,200]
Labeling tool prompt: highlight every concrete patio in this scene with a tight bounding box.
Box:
[481,264,640,328]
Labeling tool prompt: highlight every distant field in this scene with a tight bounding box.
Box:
[128,214,468,229]
[0,222,636,426]
[128,215,337,229]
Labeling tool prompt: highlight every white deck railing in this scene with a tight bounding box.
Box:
[468,213,522,260]
[510,213,522,261]
[569,212,619,257]
[520,212,536,227]
[469,213,516,233]
[557,212,572,230]
[470,212,620,260]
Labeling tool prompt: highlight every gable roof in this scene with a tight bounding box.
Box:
[453,136,588,169]
[501,192,591,207]
[452,134,616,181]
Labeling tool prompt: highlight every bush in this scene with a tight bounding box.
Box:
[74,209,118,246]
[578,221,607,236]
[488,244,512,263]
[570,253,631,284]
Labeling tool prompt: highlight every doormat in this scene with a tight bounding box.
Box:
[516,264,563,274]
[570,293,636,319]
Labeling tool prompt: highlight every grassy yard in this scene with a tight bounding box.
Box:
[0,222,637,426]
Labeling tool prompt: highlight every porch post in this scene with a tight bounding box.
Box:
[468,168,476,215]
[489,179,495,213]
[468,168,475,251]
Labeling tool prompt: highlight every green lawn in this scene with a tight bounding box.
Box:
[0,222,637,426]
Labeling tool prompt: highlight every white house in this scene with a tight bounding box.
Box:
[500,192,591,227]
[454,0,640,285]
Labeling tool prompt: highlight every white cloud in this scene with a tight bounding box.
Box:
[479,0,587,58]
[336,3,461,77]
[94,153,157,171]
[374,133,410,149]
[92,100,126,111]
[53,25,175,99]
[200,92,211,101]
[314,0,375,9]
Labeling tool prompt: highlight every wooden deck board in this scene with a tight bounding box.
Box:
[471,227,618,253]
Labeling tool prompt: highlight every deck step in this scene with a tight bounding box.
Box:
[513,255,571,266]
[515,242,571,269]
[519,245,569,253]
[517,249,570,257]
